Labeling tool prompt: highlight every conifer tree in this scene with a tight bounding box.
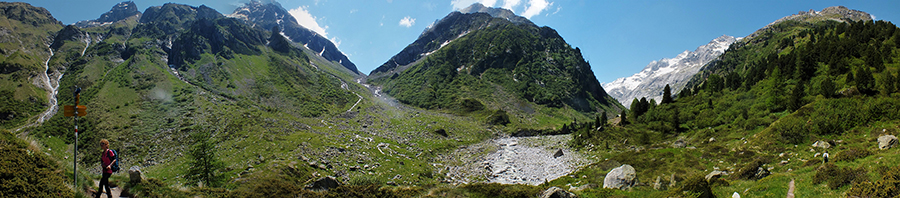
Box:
[662,84,673,104]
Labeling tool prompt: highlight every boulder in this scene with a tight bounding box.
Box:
[752,167,770,180]
[812,140,831,149]
[553,149,564,158]
[673,138,687,148]
[603,164,637,190]
[878,135,898,150]
[128,166,144,183]
[540,187,577,198]
[309,176,342,190]
[705,170,728,182]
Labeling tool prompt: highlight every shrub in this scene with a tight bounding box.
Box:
[733,157,770,180]
[461,183,541,198]
[813,163,868,190]
[0,131,74,197]
[849,165,900,197]
[835,148,871,162]
[349,175,383,186]
[668,174,713,198]
[487,109,510,125]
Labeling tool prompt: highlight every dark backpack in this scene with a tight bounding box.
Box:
[107,149,120,172]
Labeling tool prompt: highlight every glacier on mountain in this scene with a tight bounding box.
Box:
[604,35,738,107]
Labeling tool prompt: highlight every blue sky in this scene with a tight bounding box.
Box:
[22,0,900,83]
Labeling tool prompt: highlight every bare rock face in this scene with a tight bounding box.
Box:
[603,164,637,190]
[878,135,898,150]
[540,186,577,198]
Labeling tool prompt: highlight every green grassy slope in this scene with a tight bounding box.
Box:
[0,2,63,128]
[369,12,623,131]
[561,13,900,198]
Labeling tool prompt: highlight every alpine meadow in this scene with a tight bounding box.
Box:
[2,1,900,198]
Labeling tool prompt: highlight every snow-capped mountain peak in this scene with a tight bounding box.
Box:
[604,35,737,107]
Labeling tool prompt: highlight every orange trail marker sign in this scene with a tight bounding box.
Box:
[63,105,86,117]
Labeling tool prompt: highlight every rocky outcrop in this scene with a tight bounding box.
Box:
[705,170,728,182]
[603,164,637,190]
[812,140,832,149]
[878,135,898,150]
[308,176,341,190]
[230,1,359,75]
[745,6,873,41]
[74,1,141,28]
[540,186,577,198]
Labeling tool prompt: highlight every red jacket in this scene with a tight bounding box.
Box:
[101,149,115,174]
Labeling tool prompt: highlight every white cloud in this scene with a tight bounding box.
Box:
[288,6,329,38]
[451,0,498,10]
[350,9,358,14]
[330,37,342,49]
[521,0,552,19]
[399,16,416,27]
[501,0,521,10]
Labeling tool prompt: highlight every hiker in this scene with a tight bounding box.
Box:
[97,139,116,198]
[823,150,829,163]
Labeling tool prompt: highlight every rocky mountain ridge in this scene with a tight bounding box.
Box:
[604,35,738,107]
[230,1,360,75]
[74,1,140,28]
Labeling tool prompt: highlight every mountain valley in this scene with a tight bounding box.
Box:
[1,1,899,198]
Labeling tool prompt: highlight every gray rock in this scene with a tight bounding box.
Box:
[128,166,144,183]
[705,170,728,182]
[309,176,342,190]
[603,164,637,190]
[878,135,898,150]
[753,167,770,180]
[673,138,687,148]
[812,140,831,149]
[652,176,665,190]
[668,174,676,188]
[540,186,577,198]
[553,149,564,158]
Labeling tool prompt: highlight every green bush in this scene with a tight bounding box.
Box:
[0,131,74,197]
[460,183,541,198]
[668,174,713,198]
[813,163,868,190]
[849,165,900,197]
[487,109,510,126]
[835,148,871,162]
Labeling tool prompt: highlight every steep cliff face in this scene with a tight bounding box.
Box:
[605,35,738,107]
[230,1,360,75]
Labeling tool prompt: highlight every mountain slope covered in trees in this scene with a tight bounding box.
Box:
[368,4,623,129]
